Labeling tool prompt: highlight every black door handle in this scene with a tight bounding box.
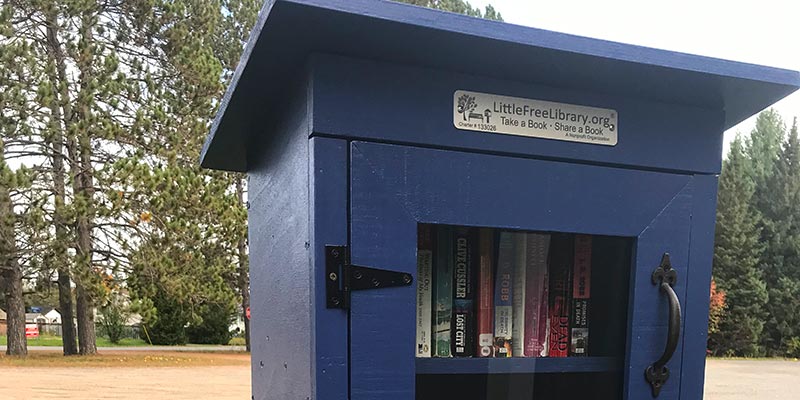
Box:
[645,253,681,398]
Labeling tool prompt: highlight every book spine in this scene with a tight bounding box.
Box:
[570,234,592,357]
[452,227,476,357]
[511,233,527,357]
[476,228,495,357]
[493,231,515,357]
[416,225,434,358]
[523,233,551,357]
[548,234,573,358]
[434,226,453,357]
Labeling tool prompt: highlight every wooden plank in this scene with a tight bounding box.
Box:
[247,77,313,400]
[415,357,621,375]
[310,137,349,400]
[679,174,719,399]
[311,55,724,175]
[349,141,692,237]
[624,179,693,400]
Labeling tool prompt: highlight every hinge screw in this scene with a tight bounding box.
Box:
[331,297,340,305]
[353,270,363,280]
[371,278,380,287]
[328,272,337,281]
[402,274,412,284]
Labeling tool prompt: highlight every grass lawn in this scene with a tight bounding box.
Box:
[0,350,249,367]
[0,335,148,347]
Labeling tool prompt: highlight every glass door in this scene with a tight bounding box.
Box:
[348,141,691,400]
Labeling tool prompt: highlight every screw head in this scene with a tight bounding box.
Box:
[353,271,363,280]
[402,274,412,284]
[328,272,337,281]
[371,278,380,287]
[331,297,340,305]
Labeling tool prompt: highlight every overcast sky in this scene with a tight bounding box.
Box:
[470,0,800,156]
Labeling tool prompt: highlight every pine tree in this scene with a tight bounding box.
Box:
[760,118,800,355]
[709,135,768,356]
[746,109,785,213]
[0,139,28,356]
[399,0,503,20]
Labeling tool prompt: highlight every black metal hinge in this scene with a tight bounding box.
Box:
[325,245,413,309]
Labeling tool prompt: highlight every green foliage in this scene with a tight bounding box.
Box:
[398,0,503,20]
[710,136,767,356]
[140,292,190,346]
[712,113,800,357]
[187,303,236,345]
[98,295,130,344]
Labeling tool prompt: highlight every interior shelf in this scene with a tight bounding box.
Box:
[415,357,622,375]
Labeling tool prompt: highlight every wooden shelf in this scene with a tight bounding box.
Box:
[415,356,621,375]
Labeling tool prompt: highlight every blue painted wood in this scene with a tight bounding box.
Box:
[200,0,799,172]
[350,141,694,399]
[624,180,693,400]
[247,78,313,400]
[311,55,724,174]
[415,357,621,374]
[310,137,349,400]
[679,174,719,399]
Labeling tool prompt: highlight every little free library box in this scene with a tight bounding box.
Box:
[200,1,800,399]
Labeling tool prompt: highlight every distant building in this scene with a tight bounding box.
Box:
[0,308,7,335]
[25,307,61,324]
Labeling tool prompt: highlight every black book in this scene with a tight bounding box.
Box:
[452,227,477,357]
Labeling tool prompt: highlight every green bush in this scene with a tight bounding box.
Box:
[99,296,130,344]
[786,337,800,358]
[228,337,246,346]
[186,303,235,345]
[140,294,190,345]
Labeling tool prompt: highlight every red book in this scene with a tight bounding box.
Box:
[548,234,573,358]
[523,233,550,357]
[476,228,494,357]
[570,234,592,356]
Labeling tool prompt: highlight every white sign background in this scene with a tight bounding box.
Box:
[453,90,619,146]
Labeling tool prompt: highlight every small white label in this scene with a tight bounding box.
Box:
[453,90,618,146]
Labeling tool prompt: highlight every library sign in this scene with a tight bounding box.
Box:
[453,90,618,146]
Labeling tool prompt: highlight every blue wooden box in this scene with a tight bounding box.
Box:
[200,1,800,399]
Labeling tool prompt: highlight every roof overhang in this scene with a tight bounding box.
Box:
[201,0,800,172]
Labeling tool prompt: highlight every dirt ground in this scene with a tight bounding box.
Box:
[704,358,800,400]
[0,353,797,399]
[0,351,251,400]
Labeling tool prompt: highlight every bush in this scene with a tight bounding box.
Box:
[186,303,235,345]
[786,337,800,358]
[99,296,130,344]
[228,337,246,346]
[140,294,190,345]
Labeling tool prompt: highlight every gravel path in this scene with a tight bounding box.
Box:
[0,365,250,399]
[704,359,800,400]
[1,356,797,399]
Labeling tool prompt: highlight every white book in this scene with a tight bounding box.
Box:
[416,246,433,357]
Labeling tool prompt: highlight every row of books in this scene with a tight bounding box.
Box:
[416,225,592,358]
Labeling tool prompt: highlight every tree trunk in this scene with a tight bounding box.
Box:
[1,143,27,357]
[235,178,251,351]
[2,259,27,357]
[75,284,96,355]
[72,134,97,355]
[44,8,79,356]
